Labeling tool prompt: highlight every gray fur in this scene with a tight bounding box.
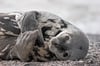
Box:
[9,30,38,61]
[0,13,20,36]
[49,26,89,60]
[0,11,89,61]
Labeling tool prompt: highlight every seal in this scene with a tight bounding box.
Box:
[0,11,89,62]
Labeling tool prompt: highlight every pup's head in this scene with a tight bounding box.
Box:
[49,27,89,61]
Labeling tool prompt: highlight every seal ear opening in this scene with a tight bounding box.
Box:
[79,46,83,50]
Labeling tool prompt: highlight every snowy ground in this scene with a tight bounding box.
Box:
[0,0,100,34]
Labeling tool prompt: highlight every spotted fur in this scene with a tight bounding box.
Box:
[0,11,89,62]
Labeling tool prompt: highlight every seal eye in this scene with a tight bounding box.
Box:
[63,52,68,57]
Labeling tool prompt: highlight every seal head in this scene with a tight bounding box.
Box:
[49,25,89,61]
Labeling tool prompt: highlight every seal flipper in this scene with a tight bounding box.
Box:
[36,28,44,47]
[19,11,44,47]
[8,30,38,62]
[0,13,20,36]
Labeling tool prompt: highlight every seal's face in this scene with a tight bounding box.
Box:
[49,30,89,61]
[49,31,71,60]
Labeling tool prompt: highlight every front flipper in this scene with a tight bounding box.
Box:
[0,13,20,36]
[9,30,38,61]
[19,11,44,47]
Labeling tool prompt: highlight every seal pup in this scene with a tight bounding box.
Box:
[8,11,89,61]
[0,11,89,62]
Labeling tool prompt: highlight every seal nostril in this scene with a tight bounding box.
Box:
[63,52,68,57]
[79,46,83,50]
[65,36,69,40]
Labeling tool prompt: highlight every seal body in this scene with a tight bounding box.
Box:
[0,11,89,61]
